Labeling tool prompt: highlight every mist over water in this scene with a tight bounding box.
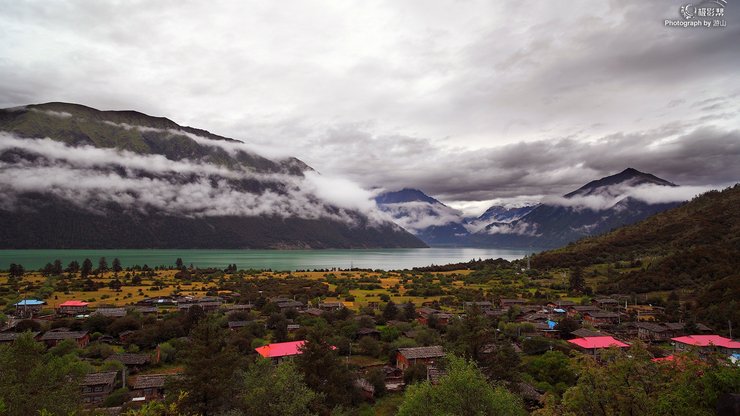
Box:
[0,248,536,271]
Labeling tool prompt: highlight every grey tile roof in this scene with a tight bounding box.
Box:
[398,345,444,360]
[40,331,88,341]
[82,371,117,386]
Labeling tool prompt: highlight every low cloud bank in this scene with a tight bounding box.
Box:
[543,183,716,211]
[0,133,390,225]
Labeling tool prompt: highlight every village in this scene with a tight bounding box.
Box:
[1,259,738,415]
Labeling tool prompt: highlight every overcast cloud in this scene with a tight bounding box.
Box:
[1,0,738,215]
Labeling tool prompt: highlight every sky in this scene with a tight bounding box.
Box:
[1,0,738,216]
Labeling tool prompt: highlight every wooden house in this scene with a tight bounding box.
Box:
[81,371,118,406]
[583,311,620,326]
[568,336,629,356]
[567,305,601,318]
[106,353,151,373]
[131,374,171,401]
[14,299,45,318]
[672,335,740,356]
[40,330,90,348]
[318,301,344,311]
[396,346,444,370]
[500,298,526,309]
[57,300,89,316]
[92,307,127,318]
[0,331,41,344]
[592,298,620,311]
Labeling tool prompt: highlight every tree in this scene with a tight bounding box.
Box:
[383,300,399,321]
[8,263,24,278]
[479,340,521,383]
[66,260,80,274]
[295,331,358,412]
[81,258,93,278]
[238,358,318,416]
[569,266,585,293]
[176,258,184,269]
[525,350,576,396]
[52,259,63,275]
[98,257,109,273]
[397,355,526,416]
[112,258,123,273]
[402,302,417,321]
[0,333,88,415]
[535,343,740,416]
[176,318,244,416]
[555,317,580,339]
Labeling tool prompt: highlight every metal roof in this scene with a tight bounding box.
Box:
[14,299,45,306]
[568,336,628,349]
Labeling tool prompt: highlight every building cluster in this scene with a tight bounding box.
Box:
[2,292,738,412]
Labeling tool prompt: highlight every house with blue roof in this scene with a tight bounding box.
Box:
[14,299,45,318]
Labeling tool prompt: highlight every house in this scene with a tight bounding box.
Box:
[255,340,307,362]
[638,322,712,342]
[484,309,508,319]
[14,299,45,318]
[500,298,526,309]
[625,304,663,321]
[40,330,90,348]
[356,327,381,340]
[223,304,254,312]
[119,330,136,343]
[547,300,576,309]
[592,298,620,311]
[318,301,344,311]
[0,331,40,344]
[227,321,251,330]
[571,328,608,338]
[131,374,170,401]
[134,306,158,316]
[672,335,740,355]
[81,371,118,406]
[568,336,629,355]
[301,307,324,317]
[463,301,494,312]
[583,311,620,326]
[567,305,601,318]
[107,353,150,373]
[637,322,672,342]
[92,307,127,318]
[58,300,90,316]
[381,366,405,392]
[417,307,451,326]
[396,346,445,370]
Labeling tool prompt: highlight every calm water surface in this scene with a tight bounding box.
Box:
[0,248,538,271]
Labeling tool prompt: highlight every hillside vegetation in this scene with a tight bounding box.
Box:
[532,184,740,330]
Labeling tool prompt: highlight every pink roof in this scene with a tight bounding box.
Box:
[652,355,675,362]
[671,335,740,349]
[255,340,306,358]
[568,336,629,349]
[59,300,89,307]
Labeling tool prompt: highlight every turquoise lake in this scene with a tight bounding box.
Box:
[0,248,538,271]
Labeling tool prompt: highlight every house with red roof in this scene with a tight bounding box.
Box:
[672,335,740,355]
[568,336,629,356]
[255,340,306,362]
[58,300,90,316]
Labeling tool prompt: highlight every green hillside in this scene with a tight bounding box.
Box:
[532,184,740,331]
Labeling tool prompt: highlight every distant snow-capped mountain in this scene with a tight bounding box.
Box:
[377,168,686,249]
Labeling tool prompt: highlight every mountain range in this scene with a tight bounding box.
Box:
[0,102,426,249]
[376,168,684,248]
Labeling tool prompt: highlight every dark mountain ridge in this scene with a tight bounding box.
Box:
[0,102,426,249]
